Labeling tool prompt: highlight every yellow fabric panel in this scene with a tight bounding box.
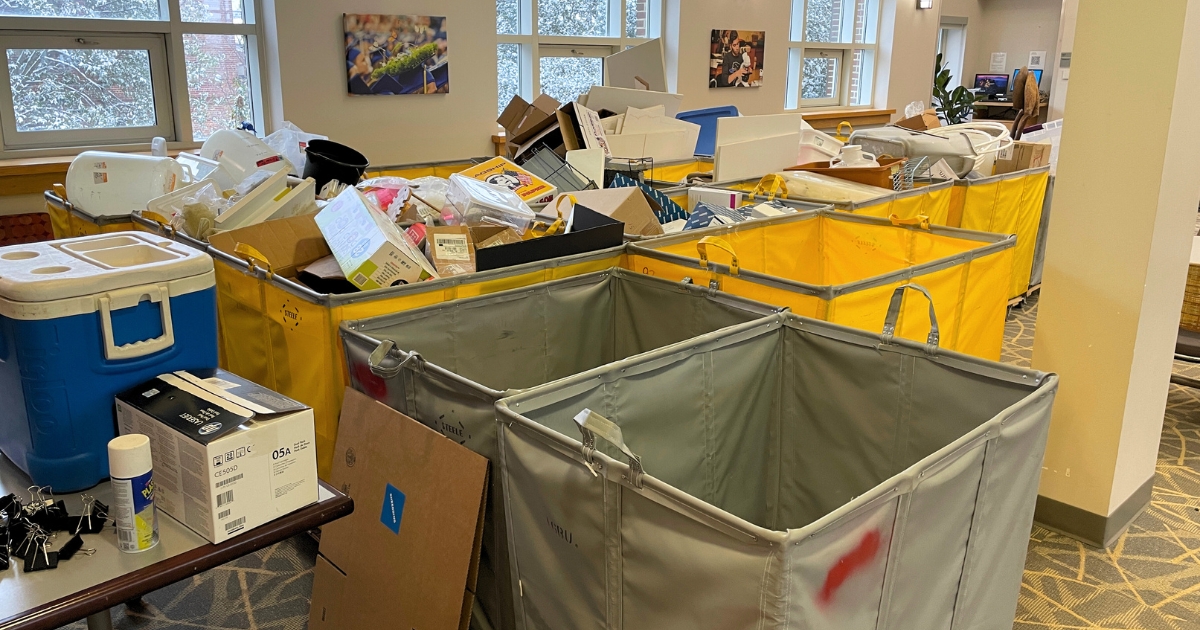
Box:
[947,186,967,228]
[367,162,474,179]
[900,265,966,349]
[957,170,1049,299]
[48,204,71,239]
[826,283,897,338]
[652,160,712,183]
[820,219,916,284]
[948,248,1013,361]
[213,251,624,479]
[909,230,987,265]
[891,185,953,226]
[849,197,893,219]
[651,219,822,283]
[1010,170,1049,296]
[624,253,817,315]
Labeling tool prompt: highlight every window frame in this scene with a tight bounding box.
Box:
[0,0,267,156]
[498,0,663,107]
[785,0,882,111]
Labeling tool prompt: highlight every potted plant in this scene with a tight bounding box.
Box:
[932,53,980,125]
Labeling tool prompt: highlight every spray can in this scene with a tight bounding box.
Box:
[108,434,159,553]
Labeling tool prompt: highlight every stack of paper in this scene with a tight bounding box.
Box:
[602,104,700,162]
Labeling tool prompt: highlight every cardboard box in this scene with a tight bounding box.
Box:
[208,213,329,279]
[115,369,317,544]
[309,389,487,630]
[426,225,476,276]
[497,94,561,146]
[475,204,624,271]
[314,187,438,290]
[457,157,557,204]
[993,141,1051,175]
[894,110,942,131]
[552,188,663,236]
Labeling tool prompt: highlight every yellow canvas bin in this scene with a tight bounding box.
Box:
[641,157,714,184]
[625,209,1015,360]
[203,232,626,480]
[365,158,488,179]
[947,166,1050,300]
[714,176,954,225]
[45,192,135,239]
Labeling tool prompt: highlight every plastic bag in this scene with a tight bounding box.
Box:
[358,176,411,221]
[264,121,327,176]
[904,101,926,119]
[446,174,536,234]
[234,169,275,197]
[408,176,456,223]
[166,181,228,240]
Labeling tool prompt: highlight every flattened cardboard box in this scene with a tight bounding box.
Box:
[309,389,487,630]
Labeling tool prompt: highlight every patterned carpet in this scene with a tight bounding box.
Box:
[60,294,1200,629]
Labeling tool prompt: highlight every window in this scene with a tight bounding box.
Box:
[0,0,264,152]
[497,0,661,113]
[785,0,881,109]
[937,18,967,90]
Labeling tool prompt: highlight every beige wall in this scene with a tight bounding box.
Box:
[940,0,1061,98]
[260,0,496,168]
[874,0,941,113]
[666,0,792,115]
[1033,0,1200,519]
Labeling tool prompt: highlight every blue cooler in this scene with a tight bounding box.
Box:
[0,232,218,491]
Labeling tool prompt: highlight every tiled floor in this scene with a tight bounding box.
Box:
[62,293,1200,629]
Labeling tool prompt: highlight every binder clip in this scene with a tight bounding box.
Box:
[22,530,58,572]
[74,495,107,535]
[57,534,94,561]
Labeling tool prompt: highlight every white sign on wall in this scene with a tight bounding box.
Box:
[989,52,1007,72]
[1029,51,1046,69]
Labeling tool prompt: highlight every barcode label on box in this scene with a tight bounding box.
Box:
[218,509,231,520]
[353,273,368,286]
[216,474,242,489]
[224,517,246,533]
[434,233,471,261]
[216,490,234,507]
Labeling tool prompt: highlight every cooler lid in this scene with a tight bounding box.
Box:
[0,232,213,303]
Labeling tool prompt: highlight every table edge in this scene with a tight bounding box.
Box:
[0,480,352,630]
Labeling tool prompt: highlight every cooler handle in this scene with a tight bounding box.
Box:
[881,283,939,351]
[99,283,175,361]
[574,409,644,489]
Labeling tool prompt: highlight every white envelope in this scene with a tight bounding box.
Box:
[714,132,802,182]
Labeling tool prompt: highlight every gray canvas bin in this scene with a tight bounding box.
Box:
[339,268,781,630]
[496,285,1058,630]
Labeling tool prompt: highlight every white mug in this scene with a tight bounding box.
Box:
[832,145,879,168]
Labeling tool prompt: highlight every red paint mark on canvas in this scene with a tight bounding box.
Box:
[351,361,389,400]
[817,529,882,607]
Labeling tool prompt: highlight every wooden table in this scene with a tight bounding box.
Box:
[0,455,352,630]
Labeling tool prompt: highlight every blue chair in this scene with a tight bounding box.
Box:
[676,106,740,156]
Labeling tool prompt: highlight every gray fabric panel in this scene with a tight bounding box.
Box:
[903,360,1035,472]
[952,387,1056,630]
[619,489,778,629]
[881,441,987,630]
[785,496,900,630]
[612,275,768,361]
[500,424,609,630]
[778,326,906,529]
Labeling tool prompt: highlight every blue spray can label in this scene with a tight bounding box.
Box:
[112,469,159,553]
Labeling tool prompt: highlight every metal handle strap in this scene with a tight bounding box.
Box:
[366,339,423,378]
[696,236,739,275]
[882,283,940,351]
[888,214,931,230]
[573,409,644,488]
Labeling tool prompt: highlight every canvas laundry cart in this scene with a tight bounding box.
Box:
[715,175,954,225]
[947,166,1051,300]
[200,216,625,480]
[626,209,1015,360]
[45,189,136,238]
[339,268,779,630]
[496,299,1058,630]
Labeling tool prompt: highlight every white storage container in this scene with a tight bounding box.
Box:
[200,129,292,184]
[65,152,189,218]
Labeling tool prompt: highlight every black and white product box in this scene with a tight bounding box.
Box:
[115,369,317,543]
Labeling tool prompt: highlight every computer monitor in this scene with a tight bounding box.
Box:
[1010,68,1044,91]
[973,74,1009,97]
